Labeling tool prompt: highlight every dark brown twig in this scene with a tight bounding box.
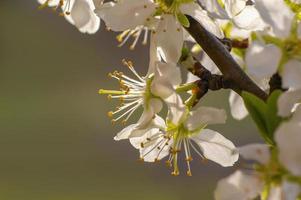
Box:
[185,16,268,101]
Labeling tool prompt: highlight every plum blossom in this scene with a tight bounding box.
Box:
[275,106,301,177]
[38,0,101,33]
[199,0,266,31]
[95,0,223,63]
[215,123,301,200]
[118,94,238,176]
[99,60,181,127]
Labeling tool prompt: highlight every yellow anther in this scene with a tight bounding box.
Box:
[186,170,192,176]
[38,0,50,10]
[107,111,113,118]
[165,161,172,168]
[116,30,130,42]
[122,59,134,68]
[163,135,171,139]
[171,170,179,176]
[129,45,135,50]
[121,120,127,125]
[119,97,124,102]
[111,119,116,125]
[107,95,112,100]
[185,156,193,162]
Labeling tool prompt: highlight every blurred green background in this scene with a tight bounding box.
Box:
[0,1,261,199]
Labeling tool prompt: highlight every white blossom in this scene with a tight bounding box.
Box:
[99,60,181,127]
[215,141,301,200]
[38,0,101,33]
[128,94,238,176]
[95,0,223,64]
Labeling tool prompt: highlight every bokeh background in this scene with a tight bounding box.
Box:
[0,1,261,199]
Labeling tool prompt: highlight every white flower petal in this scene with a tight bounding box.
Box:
[186,72,199,83]
[180,2,224,38]
[291,106,301,123]
[69,0,100,34]
[165,93,186,125]
[278,89,301,117]
[267,186,282,200]
[129,128,161,149]
[114,124,138,141]
[224,0,246,17]
[114,114,164,141]
[246,42,281,79]
[154,14,183,63]
[201,52,221,74]
[275,122,301,176]
[239,143,270,165]
[94,0,155,31]
[281,181,301,200]
[147,33,161,76]
[198,0,228,18]
[151,62,182,99]
[229,91,248,120]
[282,60,301,90]
[214,170,263,200]
[38,0,60,7]
[255,0,294,38]
[232,6,265,31]
[191,129,238,167]
[131,135,171,162]
[186,107,226,131]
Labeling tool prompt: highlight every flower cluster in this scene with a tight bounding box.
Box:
[38,0,301,199]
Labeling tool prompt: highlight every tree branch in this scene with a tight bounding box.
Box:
[185,16,268,101]
[180,55,239,91]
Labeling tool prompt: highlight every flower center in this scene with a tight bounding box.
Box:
[283,38,301,60]
[99,59,149,125]
[155,0,194,14]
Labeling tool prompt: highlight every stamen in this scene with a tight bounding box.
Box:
[188,140,205,159]
[141,138,166,159]
[116,26,149,49]
[184,139,192,176]
[130,29,142,50]
[38,0,50,10]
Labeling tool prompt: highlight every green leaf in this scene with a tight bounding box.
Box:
[242,91,284,145]
[265,90,283,138]
[177,12,190,28]
[242,92,270,142]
